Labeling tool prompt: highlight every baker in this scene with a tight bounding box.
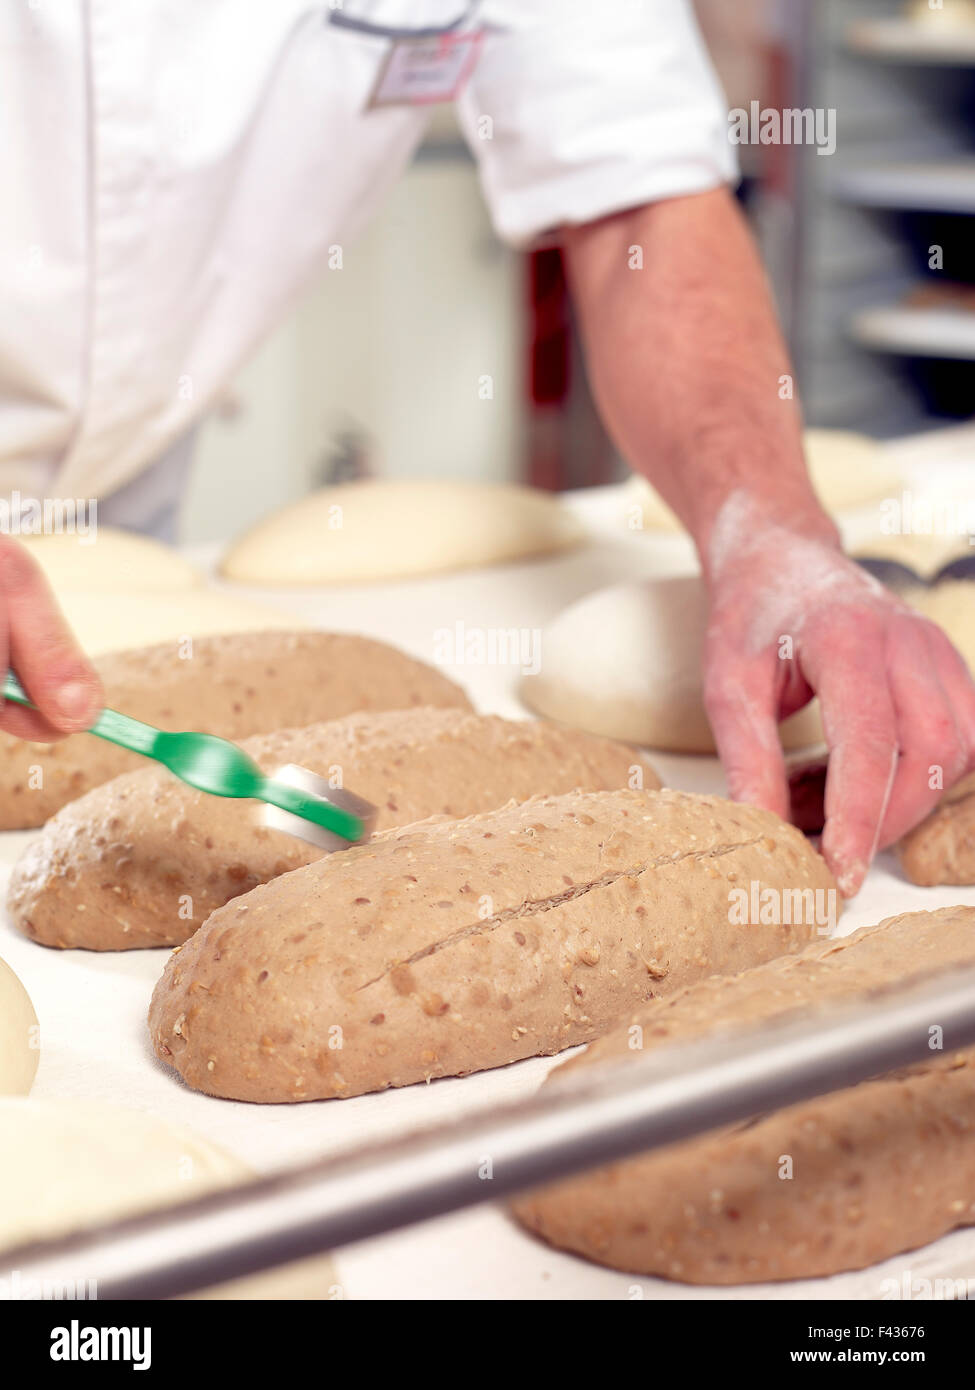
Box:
[1,1,972,897]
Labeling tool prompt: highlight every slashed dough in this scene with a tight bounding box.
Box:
[58,591,308,657]
[220,478,584,585]
[520,575,823,754]
[0,1099,341,1300]
[625,430,902,532]
[16,527,202,593]
[0,958,38,1095]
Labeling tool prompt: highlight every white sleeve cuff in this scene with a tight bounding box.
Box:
[457,0,739,248]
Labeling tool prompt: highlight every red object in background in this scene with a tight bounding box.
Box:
[525,246,571,491]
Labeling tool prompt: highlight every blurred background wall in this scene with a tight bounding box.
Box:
[182,0,975,543]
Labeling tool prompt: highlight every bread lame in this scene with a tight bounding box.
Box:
[2,670,375,850]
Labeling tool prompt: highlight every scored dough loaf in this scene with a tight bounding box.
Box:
[9,709,659,951]
[0,1098,341,1300]
[898,771,975,885]
[512,906,975,1285]
[0,630,471,830]
[0,957,38,1095]
[220,478,584,586]
[149,787,836,1103]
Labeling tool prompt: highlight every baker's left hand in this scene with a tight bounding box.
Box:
[702,502,975,896]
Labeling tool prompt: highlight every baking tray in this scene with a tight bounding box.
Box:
[4,439,975,1299]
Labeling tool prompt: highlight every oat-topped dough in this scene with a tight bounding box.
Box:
[10,709,658,950]
[0,630,472,830]
[513,906,975,1284]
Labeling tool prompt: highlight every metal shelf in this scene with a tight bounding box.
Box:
[831,159,975,213]
[850,303,975,359]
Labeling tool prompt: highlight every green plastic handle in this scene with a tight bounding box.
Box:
[3,669,367,843]
[3,671,157,754]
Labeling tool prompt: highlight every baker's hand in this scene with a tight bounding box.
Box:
[0,536,102,741]
[702,500,975,897]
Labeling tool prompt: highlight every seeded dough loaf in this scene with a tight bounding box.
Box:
[0,630,471,830]
[512,906,975,1284]
[898,772,975,886]
[149,788,836,1103]
[9,709,658,951]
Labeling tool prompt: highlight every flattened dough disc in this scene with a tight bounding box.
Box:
[521,575,823,754]
[221,478,584,586]
[0,1099,340,1300]
[0,958,38,1096]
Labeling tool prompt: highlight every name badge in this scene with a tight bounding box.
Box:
[368,31,484,108]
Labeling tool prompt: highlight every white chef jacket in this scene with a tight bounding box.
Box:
[0,0,734,516]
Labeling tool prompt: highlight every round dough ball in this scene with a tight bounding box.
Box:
[625,430,902,532]
[521,575,823,754]
[905,581,975,673]
[59,591,309,657]
[0,958,38,1095]
[221,479,584,586]
[0,1099,340,1300]
[17,527,202,594]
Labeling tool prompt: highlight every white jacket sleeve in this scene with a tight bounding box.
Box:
[457,0,738,247]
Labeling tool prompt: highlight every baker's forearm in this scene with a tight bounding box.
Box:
[562,187,839,574]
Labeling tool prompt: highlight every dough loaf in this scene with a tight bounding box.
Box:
[9,708,659,950]
[0,958,38,1095]
[895,586,975,884]
[0,630,472,830]
[0,1099,340,1299]
[149,787,836,1103]
[220,478,584,585]
[520,575,823,754]
[513,905,975,1284]
[898,770,975,885]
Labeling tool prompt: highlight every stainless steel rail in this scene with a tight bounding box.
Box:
[5,963,975,1299]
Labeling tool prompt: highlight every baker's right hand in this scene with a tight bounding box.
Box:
[0,536,102,741]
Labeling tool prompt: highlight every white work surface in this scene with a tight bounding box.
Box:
[4,429,975,1301]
